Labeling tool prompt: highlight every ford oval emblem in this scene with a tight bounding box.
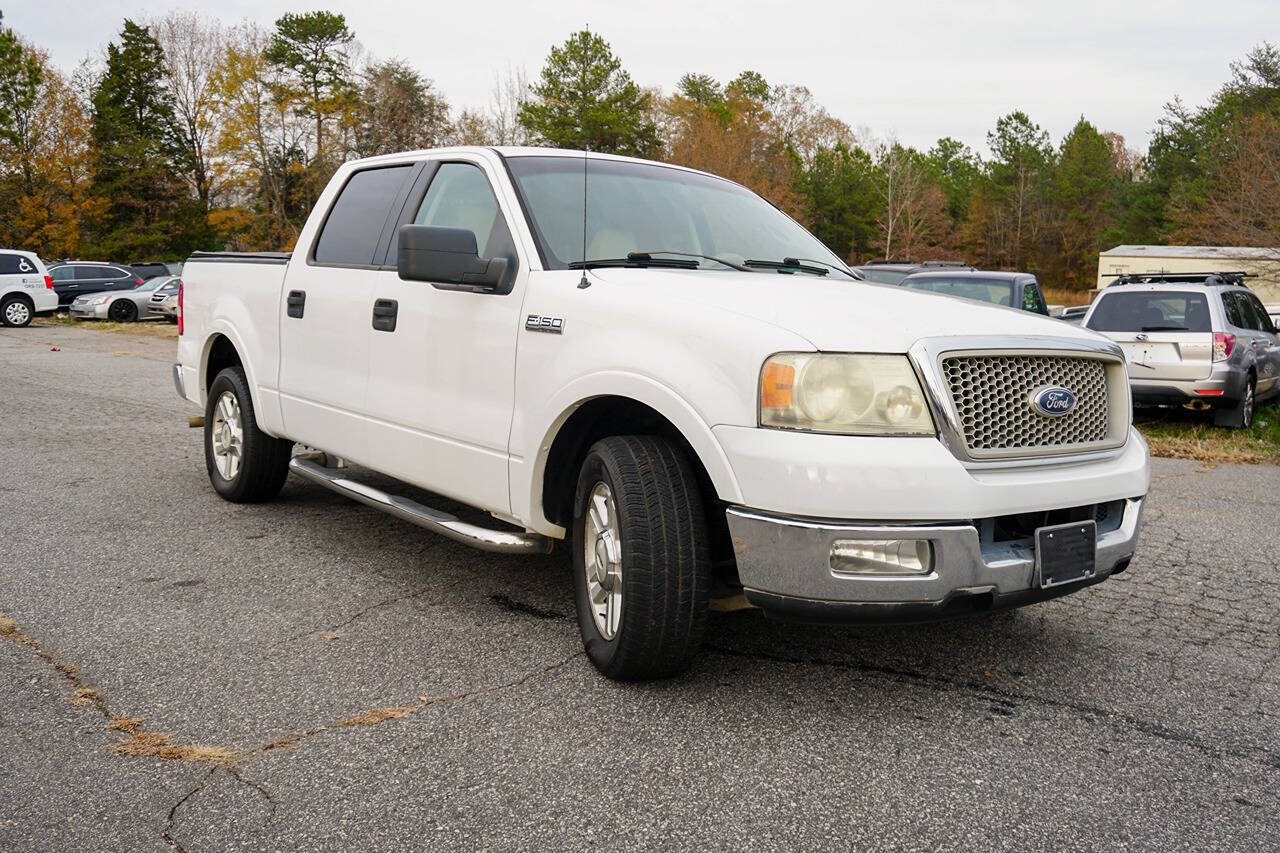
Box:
[1030,386,1077,417]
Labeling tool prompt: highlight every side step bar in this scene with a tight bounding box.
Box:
[288,456,553,555]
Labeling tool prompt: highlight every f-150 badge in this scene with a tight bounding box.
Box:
[525,314,564,334]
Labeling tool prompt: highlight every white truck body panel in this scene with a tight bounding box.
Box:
[177,146,1150,545]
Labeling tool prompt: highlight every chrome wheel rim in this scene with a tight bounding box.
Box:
[583,481,622,639]
[211,391,244,480]
[5,301,29,325]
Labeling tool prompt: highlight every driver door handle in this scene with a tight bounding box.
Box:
[372,298,398,332]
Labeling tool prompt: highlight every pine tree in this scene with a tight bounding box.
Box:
[89,20,206,259]
[518,31,660,157]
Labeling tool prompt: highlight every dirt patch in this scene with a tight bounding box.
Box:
[113,730,236,764]
[335,706,418,728]
[34,316,179,339]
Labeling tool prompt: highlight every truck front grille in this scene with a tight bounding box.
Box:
[940,354,1111,457]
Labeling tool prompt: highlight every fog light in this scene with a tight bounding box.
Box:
[829,539,933,576]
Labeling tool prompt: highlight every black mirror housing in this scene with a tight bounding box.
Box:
[396,224,508,291]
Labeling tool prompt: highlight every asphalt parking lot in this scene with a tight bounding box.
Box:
[1,324,1278,851]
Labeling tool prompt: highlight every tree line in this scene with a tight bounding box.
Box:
[0,11,1275,290]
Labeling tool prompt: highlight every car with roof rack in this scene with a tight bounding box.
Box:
[174,146,1149,680]
[1083,271,1279,428]
[852,259,974,285]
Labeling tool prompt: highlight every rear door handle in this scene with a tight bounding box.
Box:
[372,298,398,332]
[287,290,305,319]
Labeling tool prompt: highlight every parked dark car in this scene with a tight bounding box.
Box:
[47,262,144,307]
[899,270,1050,315]
[127,261,171,280]
[852,260,974,285]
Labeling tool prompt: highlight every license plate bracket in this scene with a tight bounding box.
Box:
[1035,521,1097,588]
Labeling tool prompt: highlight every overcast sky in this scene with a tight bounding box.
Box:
[8,0,1279,155]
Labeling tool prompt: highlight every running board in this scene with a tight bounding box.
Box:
[288,456,553,555]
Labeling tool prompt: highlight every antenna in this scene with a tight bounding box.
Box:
[577,146,590,289]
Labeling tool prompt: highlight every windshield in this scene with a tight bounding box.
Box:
[137,277,170,291]
[903,276,1014,307]
[505,155,845,272]
[1087,291,1211,333]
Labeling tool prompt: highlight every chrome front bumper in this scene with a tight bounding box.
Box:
[725,496,1144,623]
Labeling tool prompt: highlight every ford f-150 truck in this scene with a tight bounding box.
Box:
[175,147,1149,680]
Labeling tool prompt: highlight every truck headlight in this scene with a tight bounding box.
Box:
[759,353,935,435]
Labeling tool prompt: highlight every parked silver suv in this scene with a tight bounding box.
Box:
[1084,272,1279,428]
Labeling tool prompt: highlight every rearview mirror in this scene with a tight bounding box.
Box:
[396,225,508,291]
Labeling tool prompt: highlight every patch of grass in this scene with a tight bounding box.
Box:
[1042,286,1096,308]
[34,314,178,339]
[112,730,235,764]
[1137,401,1280,465]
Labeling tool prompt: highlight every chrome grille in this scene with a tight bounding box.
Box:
[941,354,1110,455]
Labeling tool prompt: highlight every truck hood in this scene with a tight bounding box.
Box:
[590,269,1103,351]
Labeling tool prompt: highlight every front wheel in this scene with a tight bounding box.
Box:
[108,299,137,322]
[1,295,33,327]
[204,367,293,502]
[572,435,710,681]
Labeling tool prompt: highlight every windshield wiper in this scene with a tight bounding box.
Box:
[568,252,699,271]
[743,257,846,277]
[631,250,752,272]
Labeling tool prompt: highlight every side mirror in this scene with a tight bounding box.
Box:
[396,224,508,291]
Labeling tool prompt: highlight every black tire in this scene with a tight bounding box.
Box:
[204,366,293,502]
[1,294,33,327]
[108,299,137,322]
[572,435,710,681]
[1214,375,1255,429]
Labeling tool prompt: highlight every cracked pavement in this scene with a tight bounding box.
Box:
[1,324,1278,850]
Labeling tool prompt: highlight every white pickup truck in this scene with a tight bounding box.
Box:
[176,147,1150,680]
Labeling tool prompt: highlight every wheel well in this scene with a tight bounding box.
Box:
[543,397,718,525]
[541,396,732,567]
[204,334,243,396]
[3,291,33,308]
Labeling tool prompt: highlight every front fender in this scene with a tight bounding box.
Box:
[515,371,745,537]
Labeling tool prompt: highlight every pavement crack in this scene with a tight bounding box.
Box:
[162,767,216,852]
[286,587,438,642]
[1,610,235,766]
[704,643,1280,772]
[241,649,585,761]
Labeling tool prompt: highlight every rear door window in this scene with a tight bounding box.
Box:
[0,254,26,274]
[74,266,107,281]
[1238,292,1273,332]
[1087,291,1212,333]
[1222,292,1247,328]
[313,165,414,266]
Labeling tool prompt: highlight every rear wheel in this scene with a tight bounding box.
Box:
[108,299,137,322]
[572,435,710,681]
[1,295,33,327]
[1215,375,1255,429]
[204,367,293,502]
